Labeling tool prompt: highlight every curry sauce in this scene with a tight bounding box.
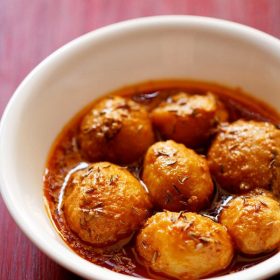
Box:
[44,80,280,279]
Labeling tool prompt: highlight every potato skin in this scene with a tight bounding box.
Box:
[78,96,155,164]
[142,140,214,211]
[136,211,233,280]
[219,193,280,255]
[208,120,280,194]
[151,92,228,148]
[63,162,151,246]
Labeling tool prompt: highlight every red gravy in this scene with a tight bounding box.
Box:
[43,80,280,279]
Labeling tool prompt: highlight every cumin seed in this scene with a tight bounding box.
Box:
[259,200,268,207]
[152,251,159,263]
[165,159,177,166]
[178,176,189,184]
[172,184,181,194]
[199,237,212,243]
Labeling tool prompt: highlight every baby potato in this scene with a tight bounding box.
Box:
[142,140,214,211]
[208,120,280,194]
[63,162,151,246]
[151,92,228,148]
[219,194,280,255]
[78,96,154,164]
[136,211,233,280]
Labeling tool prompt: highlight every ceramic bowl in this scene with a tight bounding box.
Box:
[1,16,280,280]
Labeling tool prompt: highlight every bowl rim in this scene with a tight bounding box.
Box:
[1,15,280,280]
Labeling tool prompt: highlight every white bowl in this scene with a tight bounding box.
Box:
[1,16,280,280]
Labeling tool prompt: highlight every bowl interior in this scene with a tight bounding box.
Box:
[1,16,280,280]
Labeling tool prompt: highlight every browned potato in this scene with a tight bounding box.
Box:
[151,92,228,148]
[208,120,280,194]
[63,162,151,246]
[136,211,234,280]
[78,96,155,164]
[142,140,214,211]
[219,193,280,255]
